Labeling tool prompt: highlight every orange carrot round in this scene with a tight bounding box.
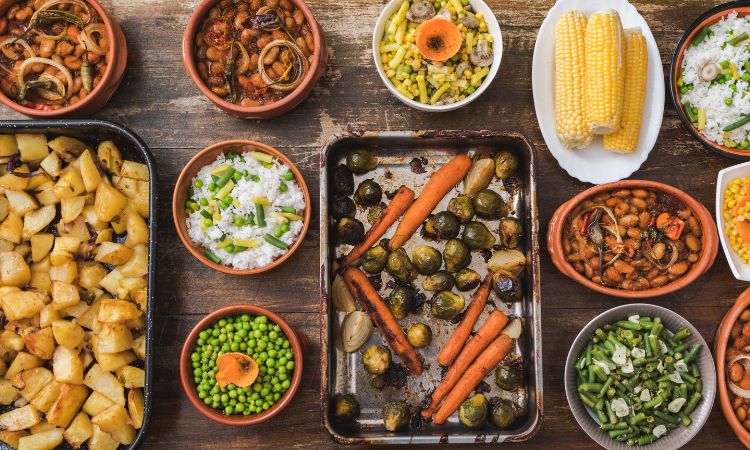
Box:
[415,18,463,62]
[215,352,259,388]
[437,272,493,367]
[389,154,472,251]
[338,186,414,271]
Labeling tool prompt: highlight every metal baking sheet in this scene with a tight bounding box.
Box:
[320,130,542,444]
[0,120,156,450]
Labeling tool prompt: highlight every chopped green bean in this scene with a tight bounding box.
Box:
[264,234,289,250]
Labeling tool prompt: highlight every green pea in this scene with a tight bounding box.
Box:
[273,393,281,401]
[235,403,245,412]
[194,179,204,188]
[280,222,289,233]
[466,86,476,95]
[726,97,734,105]
[279,182,288,192]
[284,171,294,181]
[208,182,217,192]
[225,405,234,415]
[286,361,294,371]
[282,380,290,389]
[203,218,213,227]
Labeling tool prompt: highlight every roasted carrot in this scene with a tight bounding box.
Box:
[421,309,509,419]
[433,319,522,425]
[342,266,423,375]
[338,186,415,271]
[388,154,472,250]
[437,272,493,367]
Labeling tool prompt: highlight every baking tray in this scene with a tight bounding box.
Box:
[320,130,542,444]
[0,120,156,450]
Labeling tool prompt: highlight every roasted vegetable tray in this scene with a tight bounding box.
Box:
[320,130,542,444]
[0,120,156,450]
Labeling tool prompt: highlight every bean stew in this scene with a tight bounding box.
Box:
[194,0,315,107]
[726,308,750,431]
[562,188,704,291]
[0,0,110,110]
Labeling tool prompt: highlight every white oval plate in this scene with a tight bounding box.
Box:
[531,0,664,184]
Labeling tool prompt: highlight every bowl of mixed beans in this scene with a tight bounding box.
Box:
[0,0,127,117]
[548,180,719,299]
[182,0,327,119]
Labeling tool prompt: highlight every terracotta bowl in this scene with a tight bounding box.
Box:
[181,0,327,119]
[179,304,309,426]
[715,287,750,448]
[172,139,311,275]
[0,0,127,118]
[670,1,750,159]
[547,180,719,299]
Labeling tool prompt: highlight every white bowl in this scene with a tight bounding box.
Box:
[565,303,716,450]
[716,161,750,281]
[531,0,664,184]
[372,0,503,112]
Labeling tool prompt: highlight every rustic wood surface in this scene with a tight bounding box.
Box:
[1,0,746,448]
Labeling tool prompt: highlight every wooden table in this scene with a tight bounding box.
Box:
[2,0,746,447]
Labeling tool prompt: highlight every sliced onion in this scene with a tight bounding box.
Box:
[39,26,67,41]
[729,355,750,399]
[35,72,65,100]
[233,41,250,75]
[258,39,309,92]
[591,205,622,243]
[78,23,107,55]
[16,57,73,99]
[30,0,92,26]
[0,37,34,61]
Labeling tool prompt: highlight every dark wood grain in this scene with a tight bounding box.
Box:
[0,0,745,447]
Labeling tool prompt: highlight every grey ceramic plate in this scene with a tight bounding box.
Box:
[564,304,716,449]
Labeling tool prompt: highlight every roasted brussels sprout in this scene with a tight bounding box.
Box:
[424,211,461,240]
[447,195,475,223]
[472,189,508,219]
[362,244,388,274]
[412,245,443,275]
[462,221,496,250]
[362,344,391,375]
[346,149,378,174]
[334,394,361,421]
[353,179,383,206]
[385,249,418,283]
[431,291,465,320]
[383,400,410,431]
[333,164,354,195]
[459,394,488,429]
[494,150,518,179]
[388,286,416,319]
[492,270,523,302]
[331,196,356,219]
[337,217,364,244]
[443,239,471,272]
[407,322,432,348]
[422,271,454,292]
[369,374,385,389]
[489,399,517,429]
[495,355,525,390]
[454,268,481,291]
[499,217,522,249]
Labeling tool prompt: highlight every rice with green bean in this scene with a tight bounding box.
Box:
[574,315,703,446]
[185,151,306,269]
[379,0,495,105]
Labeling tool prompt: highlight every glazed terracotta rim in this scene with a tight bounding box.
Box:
[172,139,311,275]
[182,0,325,116]
[670,1,750,160]
[179,304,305,426]
[715,287,750,448]
[0,0,124,117]
[547,180,719,299]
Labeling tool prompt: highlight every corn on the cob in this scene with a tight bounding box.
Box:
[604,29,648,153]
[584,9,626,135]
[554,10,592,149]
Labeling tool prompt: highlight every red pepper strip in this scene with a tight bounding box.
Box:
[648,216,655,227]
[580,212,592,235]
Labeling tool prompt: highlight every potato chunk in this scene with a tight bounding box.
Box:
[94,183,127,223]
[78,149,101,192]
[88,424,118,450]
[63,412,92,448]
[18,428,63,450]
[2,291,45,321]
[94,242,132,266]
[91,404,135,445]
[115,366,144,389]
[5,353,41,380]
[46,384,88,428]
[98,299,141,323]
[22,327,55,360]
[52,345,84,384]
[97,324,132,354]
[0,404,41,431]
[51,320,84,349]
[0,213,22,244]
[119,161,149,181]
[5,190,37,217]
[11,367,53,401]
[51,282,80,310]
[15,134,48,162]
[30,234,54,263]
[52,168,85,200]
[84,364,123,406]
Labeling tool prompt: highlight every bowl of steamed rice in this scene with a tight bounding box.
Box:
[672,3,750,159]
[173,140,311,274]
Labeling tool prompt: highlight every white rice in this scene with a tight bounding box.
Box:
[681,11,750,145]
[185,152,306,270]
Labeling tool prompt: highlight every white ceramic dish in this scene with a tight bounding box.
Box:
[531,0,664,184]
[716,161,750,281]
[565,303,716,450]
[372,0,503,112]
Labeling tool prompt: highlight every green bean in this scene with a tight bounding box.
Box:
[617,320,642,331]
[608,428,630,439]
[585,343,592,367]
[692,26,711,46]
[204,251,221,264]
[671,328,691,343]
[591,365,608,383]
[683,344,702,364]
[601,421,628,431]
[605,399,618,424]
[599,378,614,396]
[724,115,750,132]
[279,206,297,214]
[643,394,664,410]
[731,32,749,46]
[255,203,266,227]
[653,410,680,424]
[264,234,289,250]
[683,102,698,122]
[638,435,656,445]
[683,392,701,415]
[630,412,647,426]
[579,392,596,409]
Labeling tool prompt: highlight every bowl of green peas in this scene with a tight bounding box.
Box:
[179,304,307,425]
[564,303,716,449]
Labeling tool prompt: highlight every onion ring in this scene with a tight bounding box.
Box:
[258,39,309,92]
[78,23,107,55]
[16,57,73,99]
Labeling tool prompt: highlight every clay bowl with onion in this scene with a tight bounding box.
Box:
[547,180,718,299]
[172,139,311,275]
[0,0,127,118]
[182,0,327,119]
[179,304,308,425]
[715,287,750,447]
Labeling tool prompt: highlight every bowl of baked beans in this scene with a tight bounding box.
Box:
[0,0,127,117]
[547,180,718,299]
[182,0,327,119]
